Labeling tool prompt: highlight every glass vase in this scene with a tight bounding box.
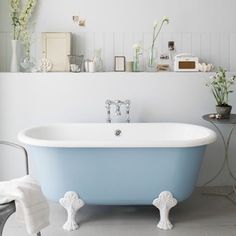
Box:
[94,49,103,72]
[133,52,144,72]
[146,47,158,72]
[20,56,36,72]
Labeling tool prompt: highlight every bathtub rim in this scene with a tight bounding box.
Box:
[18,122,217,148]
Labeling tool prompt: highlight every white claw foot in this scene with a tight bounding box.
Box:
[152,191,177,230]
[59,191,85,231]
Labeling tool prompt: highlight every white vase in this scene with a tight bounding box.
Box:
[10,40,20,72]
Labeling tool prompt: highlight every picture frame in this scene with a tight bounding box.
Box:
[42,32,71,72]
[114,56,126,72]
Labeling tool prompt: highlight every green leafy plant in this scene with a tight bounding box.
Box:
[206,68,236,106]
[9,0,37,57]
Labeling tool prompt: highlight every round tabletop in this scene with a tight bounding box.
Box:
[202,114,236,124]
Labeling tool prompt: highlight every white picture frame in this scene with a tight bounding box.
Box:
[42,32,71,72]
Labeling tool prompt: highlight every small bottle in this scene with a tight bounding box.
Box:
[168,41,175,71]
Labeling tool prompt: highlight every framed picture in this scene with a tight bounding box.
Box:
[114,56,126,72]
[42,32,71,72]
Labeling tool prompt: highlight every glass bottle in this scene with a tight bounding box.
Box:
[133,47,144,72]
[93,48,103,72]
[146,47,158,72]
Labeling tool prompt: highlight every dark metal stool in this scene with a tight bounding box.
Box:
[0,141,41,236]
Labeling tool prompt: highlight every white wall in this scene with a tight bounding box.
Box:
[0,0,236,185]
[1,0,236,71]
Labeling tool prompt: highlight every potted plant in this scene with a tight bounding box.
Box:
[207,68,236,119]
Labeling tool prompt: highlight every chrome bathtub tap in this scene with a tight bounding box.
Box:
[105,100,131,123]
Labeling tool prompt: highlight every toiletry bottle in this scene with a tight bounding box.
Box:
[168,41,175,71]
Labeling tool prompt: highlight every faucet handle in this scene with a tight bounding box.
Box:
[125,100,131,104]
[105,100,112,105]
[125,100,131,110]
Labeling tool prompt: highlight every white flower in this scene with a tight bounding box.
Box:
[19,0,37,25]
[133,42,143,58]
[132,44,138,49]
[9,0,37,56]
[151,16,169,47]
[218,71,224,78]
[153,20,158,28]
[133,43,142,50]
[162,16,170,24]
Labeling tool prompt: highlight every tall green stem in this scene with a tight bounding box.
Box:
[153,21,165,43]
[150,20,165,66]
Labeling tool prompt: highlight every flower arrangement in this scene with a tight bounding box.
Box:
[133,43,143,72]
[10,0,37,57]
[148,16,169,67]
[207,68,236,106]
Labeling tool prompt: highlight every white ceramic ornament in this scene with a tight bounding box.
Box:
[198,63,213,72]
[39,58,53,72]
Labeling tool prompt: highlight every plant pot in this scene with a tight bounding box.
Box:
[216,105,232,119]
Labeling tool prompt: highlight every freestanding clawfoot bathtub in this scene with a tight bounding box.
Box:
[18,123,216,231]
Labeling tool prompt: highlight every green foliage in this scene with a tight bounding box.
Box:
[206,68,236,106]
[9,0,37,57]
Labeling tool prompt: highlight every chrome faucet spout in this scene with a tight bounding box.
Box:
[115,105,121,116]
[105,99,131,123]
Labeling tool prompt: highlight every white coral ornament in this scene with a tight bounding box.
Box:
[153,191,177,230]
[60,191,85,231]
[39,58,52,72]
[198,63,213,72]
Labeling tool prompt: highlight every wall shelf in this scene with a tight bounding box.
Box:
[0,72,216,80]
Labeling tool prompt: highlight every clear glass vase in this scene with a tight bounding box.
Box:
[133,51,144,72]
[146,47,158,72]
[20,56,36,72]
[93,49,103,72]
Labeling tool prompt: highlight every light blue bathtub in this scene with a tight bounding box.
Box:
[18,123,216,205]
[29,146,206,205]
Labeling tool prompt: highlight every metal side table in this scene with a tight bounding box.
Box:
[202,114,236,204]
